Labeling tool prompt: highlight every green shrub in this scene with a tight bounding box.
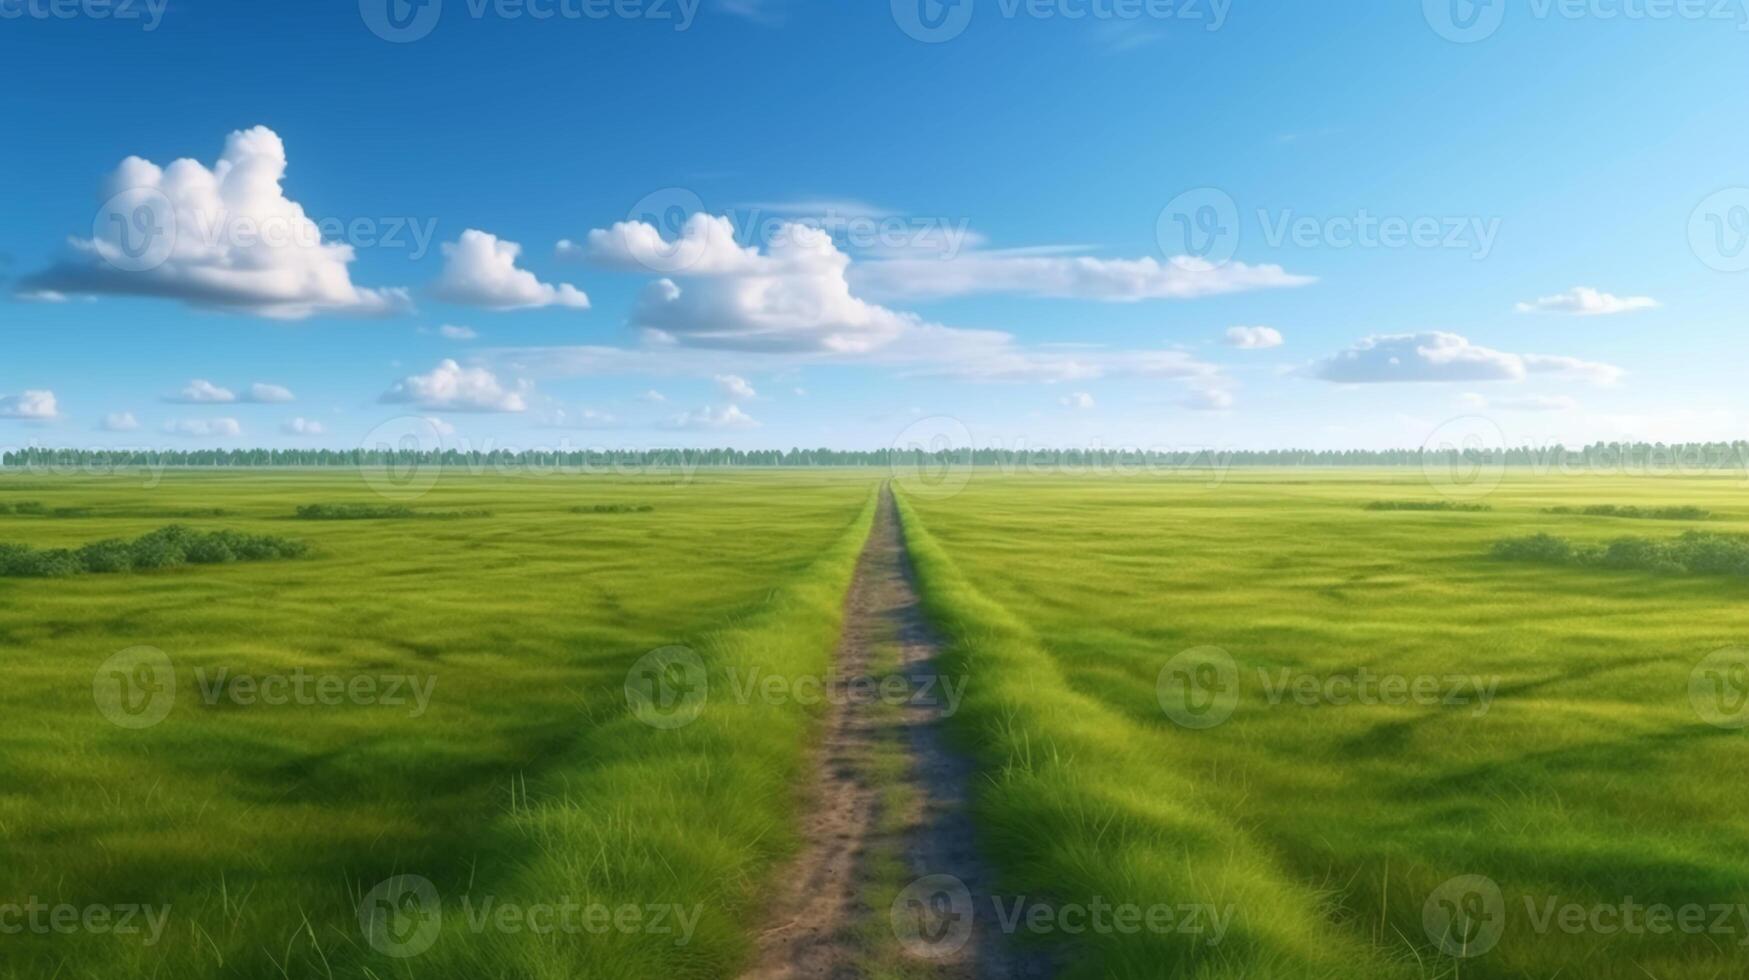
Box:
[0,525,307,578]
[574,503,655,514]
[1494,530,1749,578]
[1365,500,1490,512]
[293,503,488,520]
[1546,504,1712,520]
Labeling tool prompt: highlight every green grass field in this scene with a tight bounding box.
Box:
[0,469,878,979]
[898,470,1749,979]
[5,467,1748,978]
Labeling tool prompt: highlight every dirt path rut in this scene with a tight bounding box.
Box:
[738,486,1048,980]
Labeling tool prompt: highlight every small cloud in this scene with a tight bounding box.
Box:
[793,387,808,397]
[165,417,242,438]
[671,404,759,430]
[282,417,325,435]
[715,374,758,400]
[17,290,67,303]
[639,389,667,403]
[381,359,529,413]
[171,379,236,404]
[101,411,141,432]
[245,382,295,403]
[432,229,590,311]
[1182,386,1234,411]
[1059,392,1096,410]
[1515,286,1657,316]
[0,390,58,420]
[1224,325,1284,349]
[438,324,477,340]
[423,416,456,437]
[1313,332,1621,385]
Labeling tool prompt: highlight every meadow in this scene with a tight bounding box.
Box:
[0,469,879,979]
[5,465,1748,979]
[897,470,1749,979]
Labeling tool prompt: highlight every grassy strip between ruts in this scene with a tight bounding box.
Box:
[400,484,881,980]
[892,488,1398,980]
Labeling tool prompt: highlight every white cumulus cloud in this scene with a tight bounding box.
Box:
[381,358,529,412]
[1313,332,1621,385]
[1060,392,1095,409]
[1515,286,1657,316]
[1224,325,1284,349]
[173,379,236,403]
[165,417,242,437]
[850,250,1315,302]
[21,126,410,319]
[246,382,295,403]
[101,411,141,431]
[432,230,589,311]
[671,404,759,430]
[715,374,757,400]
[282,417,324,435]
[0,390,58,420]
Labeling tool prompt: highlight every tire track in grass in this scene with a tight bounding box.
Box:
[739,486,1050,979]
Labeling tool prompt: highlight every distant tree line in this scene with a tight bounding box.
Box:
[5,443,1749,471]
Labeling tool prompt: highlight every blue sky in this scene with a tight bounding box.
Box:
[2,0,1747,452]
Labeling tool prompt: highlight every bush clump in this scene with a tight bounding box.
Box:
[1545,504,1711,520]
[294,503,492,520]
[1492,530,1749,578]
[0,501,93,517]
[574,503,655,514]
[1365,500,1491,512]
[0,525,307,578]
